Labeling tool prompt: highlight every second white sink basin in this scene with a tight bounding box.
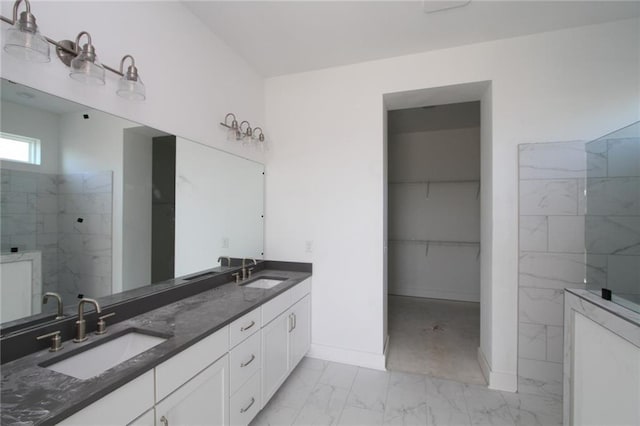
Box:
[45,331,167,380]
[244,278,284,289]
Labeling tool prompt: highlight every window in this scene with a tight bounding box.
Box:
[0,132,41,165]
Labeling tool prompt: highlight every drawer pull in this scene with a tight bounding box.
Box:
[240,397,256,413]
[240,320,255,332]
[240,354,256,368]
[160,416,169,426]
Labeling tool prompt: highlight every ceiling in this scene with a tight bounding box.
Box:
[1,79,86,114]
[183,1,640,77]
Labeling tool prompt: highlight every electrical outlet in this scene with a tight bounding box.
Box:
[222,237,229,248]
[305,240,313,253]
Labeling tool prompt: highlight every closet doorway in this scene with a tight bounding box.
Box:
[386,101,484,385]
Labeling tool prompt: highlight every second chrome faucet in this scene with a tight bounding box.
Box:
[73,298,101,342]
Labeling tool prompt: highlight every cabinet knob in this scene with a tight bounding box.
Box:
[160,415,169,426]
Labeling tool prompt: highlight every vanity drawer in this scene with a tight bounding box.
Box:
[289,278,311,304]
[229,307,261,348]
[230,370,261,426]
[262,290,292,325]
[57,370,154,425]
[155,326,229,402]
[230,331,261,394]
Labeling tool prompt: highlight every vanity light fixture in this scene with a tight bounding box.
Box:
[2,0,50,63]
[220,113,266,144]
[240,120,253,141]
[220,113,241,140]
[116,55,145,100]
[69,31,105,85]
[253,127,265,142]
[0,0,147,100]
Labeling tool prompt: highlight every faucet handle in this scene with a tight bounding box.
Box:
[37,330,63,352]
[96,312,115,335]
[248,268,254,278]
[231,272,241,284]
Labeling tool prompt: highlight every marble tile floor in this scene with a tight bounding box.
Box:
[250,357,563,426]
[386,295,485,385]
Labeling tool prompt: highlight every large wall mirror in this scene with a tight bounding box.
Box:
[0,79,264,329]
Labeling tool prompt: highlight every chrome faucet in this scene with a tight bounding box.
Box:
[42,292,64,319]
[218,256,232,268]
[241,258,257,281]
[74,298,101,342]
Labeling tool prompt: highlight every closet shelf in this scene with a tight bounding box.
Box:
[388,239,480,247]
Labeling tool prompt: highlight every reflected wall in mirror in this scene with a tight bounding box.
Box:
[0,79,264,328]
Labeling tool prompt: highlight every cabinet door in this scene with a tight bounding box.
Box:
[155,354,229,426]
[261,311,290,407]
[289,294,311,369]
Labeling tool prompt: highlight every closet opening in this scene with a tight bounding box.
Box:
[385,100,484,385]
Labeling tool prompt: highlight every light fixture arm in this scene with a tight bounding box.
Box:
[11,0,30,23]
[119,54,139,81]
[74,31,92,53]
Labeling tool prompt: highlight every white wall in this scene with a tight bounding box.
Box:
[0,1,265,164]
[174,138,264,277]
[0,100,60,174]
[264,19,640,385]
[122,128,153,290]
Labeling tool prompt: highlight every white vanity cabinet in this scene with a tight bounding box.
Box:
[56,370,155,426]
[261,278,312,407]
[155,354,230,426]
[54,277,311,426]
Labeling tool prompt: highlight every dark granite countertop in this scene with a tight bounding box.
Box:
[1,269,311,425]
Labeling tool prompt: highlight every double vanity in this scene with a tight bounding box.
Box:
[1,261,312,425]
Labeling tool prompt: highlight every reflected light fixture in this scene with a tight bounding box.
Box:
[69,31,105,85]
[117,55,145,100]
[2,0,50,63]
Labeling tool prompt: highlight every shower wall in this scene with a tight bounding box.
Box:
[1,168,113,305]
[517,140,606,398]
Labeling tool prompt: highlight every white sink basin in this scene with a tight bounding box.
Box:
[45,331,167,380]
[244,278,284,289]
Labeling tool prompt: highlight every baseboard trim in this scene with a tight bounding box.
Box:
[477,347,517,392]
[307,343,386,371]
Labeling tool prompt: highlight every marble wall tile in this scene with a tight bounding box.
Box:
[548,216,584,253]
[519,252,587,289]
[607,255,640,295]
[519,141,605,179]
[607,138,640,177]
[519,216,548,251]
[35,193,58,214]
[518,323,546,361]
[585,215,640,255]
[83,171,112,193]
[585,254,607,290]
[519,179,579,215]
[57,174,84,194]
[585,177,640,216]
[546,326,563,363]
[519,288,565,326]
[518,359,563,399]
[9,172,36,192]
[37,173,57,195]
